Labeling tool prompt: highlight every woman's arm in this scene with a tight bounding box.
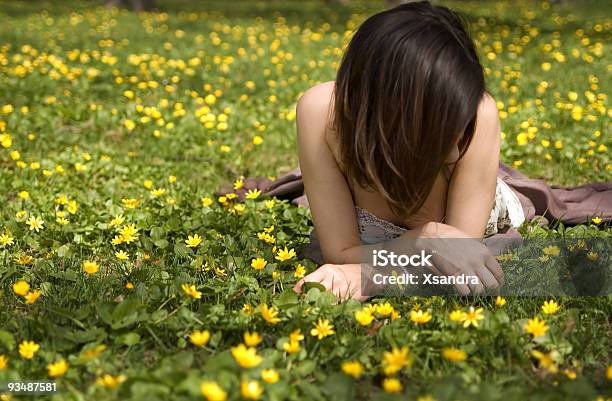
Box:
[445,93,501,238]
[296,82,362,265]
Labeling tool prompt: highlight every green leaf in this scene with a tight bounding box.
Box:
[302,282,326,293]
[117,332,141,346]
[0,330,16,351]
[56,244,72,258]
[322,373,355,401]
[154,239,169,249]
[174,242,192,257]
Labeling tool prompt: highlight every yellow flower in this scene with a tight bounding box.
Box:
[19,340,40,359]
[261,369,280,383]
[25,215,44,232]
[231,344,262,368]
[310,318,335,340]
[253,135,264,145]
[260,304,281,324]
[341,361,364,378]
[382,346,411,376]
[294,263,306,278]
[82,260,100,275]
[592,217,602,225]
[79,344,107,361]
[289,329,304,343]
[275,246,296,262]
[233,179,244,190]
[0,232,14,246]
[241,380,263,400]
[185,233,203,248]
[242,303,255,315]
[410,309,432,325]
[190,330,211,347]
[449,309,466,322]
[24,289,42,305]
[15,254,33,266]
[47,359,69,377]
[495,296,507,307]
[442,347,467,362]
[244,332,263,347]
[606,365,612,380]
[283,339,301,354]
[531,350,558,373]
[119,223,140,244]
[115,250,129,260]
[462,307,485,328]
[201,197,213,207]
[181,283,202,299]
[122,198,139,209]
[13,280,30,296]
[251,258,267,270]
[96,374,126,389]
[124,119,136,131]
[0,354,8,369]
[382,377,402,393]
[257,232,276,244]
[563,369,577,380]
[542,245,560,256]
[542,300,560,315]
[200,381,227,401]
[524,317,549,337]
[205,94,217,105]
[375,302,394,317]
[109,214,125,227]
[245,189,261,199]
[150,188,166,197]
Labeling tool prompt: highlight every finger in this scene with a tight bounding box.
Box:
[431,256,460,277]
[429,257,469,295]
[453,281,471,296]
[477,266,500,292]
[485,255,505,287]
[293,277,306,293]
[467,277,485,295]
[293,268,328,293]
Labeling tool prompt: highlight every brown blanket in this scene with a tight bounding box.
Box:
[216,162,612,259]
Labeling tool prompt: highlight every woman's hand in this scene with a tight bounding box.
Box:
[293,264,370,302]
[415,222,504,295]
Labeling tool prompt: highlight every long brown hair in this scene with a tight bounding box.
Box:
[332,0,486,219]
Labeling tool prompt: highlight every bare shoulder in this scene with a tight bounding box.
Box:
[471,91,501,146]
[296,81,335,142]
[297,81,335,113]
[477,92,500,130]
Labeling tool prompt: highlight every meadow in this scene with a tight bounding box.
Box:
[0,0,610,400]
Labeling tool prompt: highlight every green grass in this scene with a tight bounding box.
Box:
[0,1,610,400]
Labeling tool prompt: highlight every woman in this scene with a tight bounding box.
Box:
[219,1,611,299]
[291,0,524,300]
[287,0,612,300]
